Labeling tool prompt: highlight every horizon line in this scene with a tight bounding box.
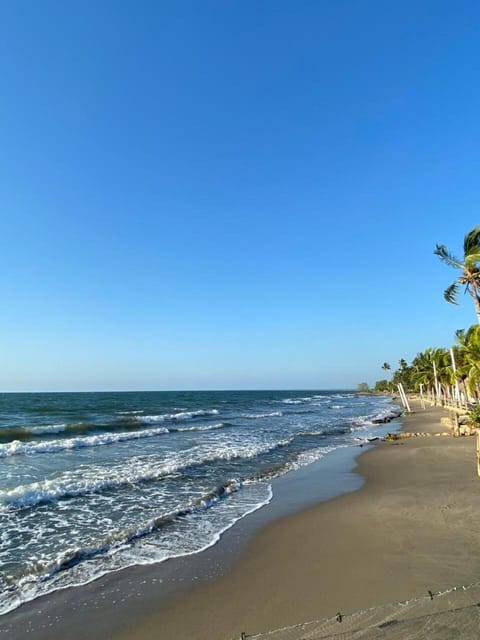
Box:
[0,387,357,394]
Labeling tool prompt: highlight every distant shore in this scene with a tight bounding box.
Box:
[115,402,480,639]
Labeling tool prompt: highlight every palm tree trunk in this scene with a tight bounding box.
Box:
[471,282,480,324]
[461,380,469,408]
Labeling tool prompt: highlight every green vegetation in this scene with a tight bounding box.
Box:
[469,404,480,428]
[434,225,480,323]
[374,226,480,417]
[374,379,390,392]
[375,331,480,403]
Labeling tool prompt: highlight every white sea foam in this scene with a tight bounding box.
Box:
[241,411,283,419]
[0,428,166,458]
[170,422,225,433]
[296,428,325,437]
[115,410,144,415]
[0,423,227,458]
[244,444,339,480]
[0,482,273,617]
[0,438,291,509]
[26,424,68,435]
[139,409,219,423]
[289,445,338,471]
[351,405,402,428]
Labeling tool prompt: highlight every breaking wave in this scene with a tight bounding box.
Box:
[0,409,221,443]
[241,411,283,419]
[0,423,227,458]
[138,409,219,423]
[0,438,293,510]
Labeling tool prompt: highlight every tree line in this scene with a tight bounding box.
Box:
[373,225,480,406]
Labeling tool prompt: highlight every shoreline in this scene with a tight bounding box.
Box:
[0,400,398,639]
[117,402,480,639]
[3,401,479,639]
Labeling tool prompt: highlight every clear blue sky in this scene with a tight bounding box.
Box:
[1,0,479,391]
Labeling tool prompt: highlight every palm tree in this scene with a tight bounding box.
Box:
[392,358,414,392]
[411,348,451,403]
[381,362,390,373]
[435,348,456,403]
[411,350,436,396]
[456,325,480,401]
[434,226,480,323]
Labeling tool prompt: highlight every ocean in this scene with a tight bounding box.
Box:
[0,390,400,616]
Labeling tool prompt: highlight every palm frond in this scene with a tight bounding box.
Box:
[434,244,463,269]
[464,251,480,268]
[463,226,480,256]
[444,282,460,304]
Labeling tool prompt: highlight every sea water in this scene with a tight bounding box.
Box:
[0,390,400,615]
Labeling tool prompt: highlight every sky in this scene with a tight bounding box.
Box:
[1,0,480,391]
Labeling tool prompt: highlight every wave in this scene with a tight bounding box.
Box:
[0,422,94,441]
[1,441,341,599]
[296,428,325,437]
[11,479,243,583]
[136,409,219,423]
[0,481,273,617]
[279,396,316,405]
[352,406,402,428]
[0,424,70,440]
[0,427,163,457]
[0,423,227,459]
[0,409,221,443]
[168,422,227,433]
[115,410,144,415]
[240,411,283,419]
[0,424,345,510]
[0,438,292,510]
[286,445,338,472]
[245,443,338,482]
[29,423,69,434]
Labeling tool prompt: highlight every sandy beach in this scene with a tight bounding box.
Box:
[115,403,480,639]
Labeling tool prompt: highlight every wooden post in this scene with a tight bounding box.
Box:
[404,385,411,412]
[450,348,461,407]
[397,384,406,410]
[419,384,426,410]
[398,383,411,412]
[433,361,441,405]
[453,412,459,437]
[476,429,480,476]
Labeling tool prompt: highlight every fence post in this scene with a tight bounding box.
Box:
[398,383,411,413]
[476,429,480,477]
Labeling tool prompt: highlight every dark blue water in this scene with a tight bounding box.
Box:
[0,390,400,615]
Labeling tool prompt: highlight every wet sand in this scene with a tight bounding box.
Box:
[116,403,480,640]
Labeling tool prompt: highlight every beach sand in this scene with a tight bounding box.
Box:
[115,403,480,640]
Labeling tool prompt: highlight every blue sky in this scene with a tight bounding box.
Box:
[1,0,480,391]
